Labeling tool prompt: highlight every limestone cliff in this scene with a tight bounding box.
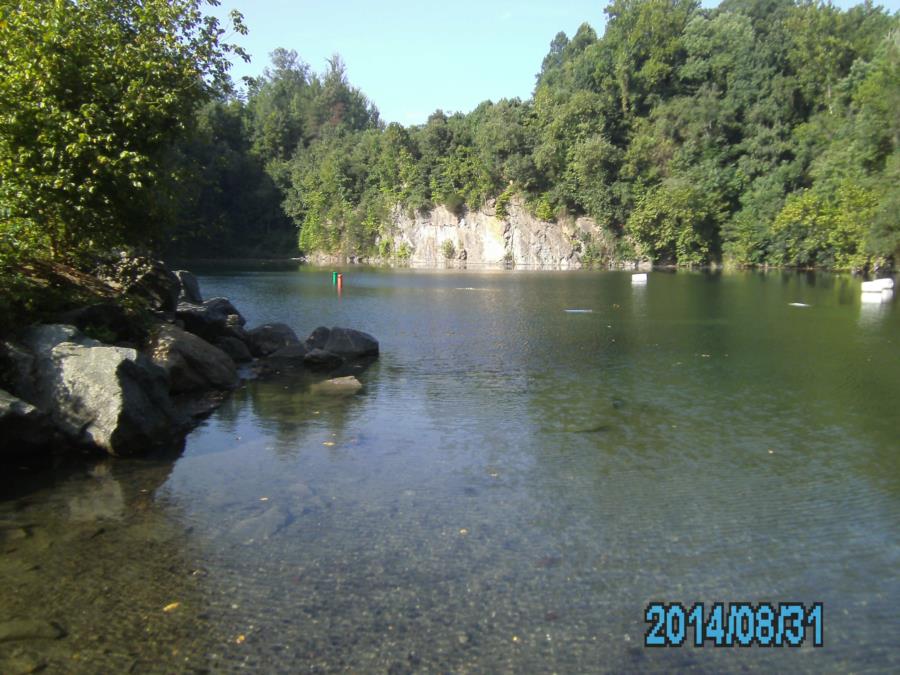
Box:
[385,196,614,269]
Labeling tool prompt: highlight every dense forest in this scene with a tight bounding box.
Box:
[177,0,899,269]
[1,0,899,281]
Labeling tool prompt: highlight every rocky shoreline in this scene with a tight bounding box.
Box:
[0,256,378,462]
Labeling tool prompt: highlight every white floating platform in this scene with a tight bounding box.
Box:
[861,289,893,304]
[632,273,648,284]
[565,309,593,313]
[861,278,894,292]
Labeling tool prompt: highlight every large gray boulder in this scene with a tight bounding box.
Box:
[215,336,253,363]
[121,258,181,312]
[146,324,238,393]
[0,389,53,455]
[312,326,379,359]
[174,270,203,304]
[175,298,246,342]
[304,326,332,351]
[22,325,183,456]
[247,323,300,357]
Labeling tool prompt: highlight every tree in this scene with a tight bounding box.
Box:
[0,0,246,261]
[625,178,726,264]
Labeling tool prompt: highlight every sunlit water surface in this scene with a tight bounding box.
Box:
[2,267,898,673]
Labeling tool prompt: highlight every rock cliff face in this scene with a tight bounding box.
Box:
[387,196,611,269]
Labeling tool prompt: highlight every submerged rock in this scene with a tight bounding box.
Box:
[230,505,292,543]
[247,323,300,357]
[0,619,66,642]
[310,376,363,395]
[22,324,183,456]
[146,324,237,394]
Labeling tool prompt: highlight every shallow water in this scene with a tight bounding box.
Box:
[2,267,899,673]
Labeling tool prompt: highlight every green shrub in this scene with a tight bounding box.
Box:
[534,195,555,222]
[495,186,515,218]
[441,240,456,259]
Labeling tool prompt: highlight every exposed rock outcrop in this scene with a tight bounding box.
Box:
[146,324,238,394]
[383,195,615,268]
[21,325,183,456]
[303,326,379,359]
[215,336,253,363]
[305,326,331,350]
[2,259,380,462]
[96,256,181,311]
[246,323,300,357]
[175,298,246,342]
[174,270,203,304]
[320,327,379,359]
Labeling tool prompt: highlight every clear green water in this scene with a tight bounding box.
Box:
[2,267,899,673]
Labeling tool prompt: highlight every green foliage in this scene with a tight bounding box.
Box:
[167,97,294,257]
[3,0,895,273]
[771,182,878,270]
[495,185,515,218]
[626,180,725,265]
[81,323,119,345]
[377,238,394,259]
[396,242,412,261]
[577,232,608,267]
[441,240,456,260]
[0,0,246,263]
[533,195,556,222]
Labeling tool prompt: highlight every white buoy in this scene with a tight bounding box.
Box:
[632,273,648,284]
[861,278,894,292]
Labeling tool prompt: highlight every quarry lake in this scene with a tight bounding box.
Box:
[2,266,899,673]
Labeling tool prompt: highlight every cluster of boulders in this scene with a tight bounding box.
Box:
[0,257,378,460]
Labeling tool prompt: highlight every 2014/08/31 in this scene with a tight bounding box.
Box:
[644,601,823,648]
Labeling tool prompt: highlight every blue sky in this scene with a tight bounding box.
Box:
[209,0,899,126]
